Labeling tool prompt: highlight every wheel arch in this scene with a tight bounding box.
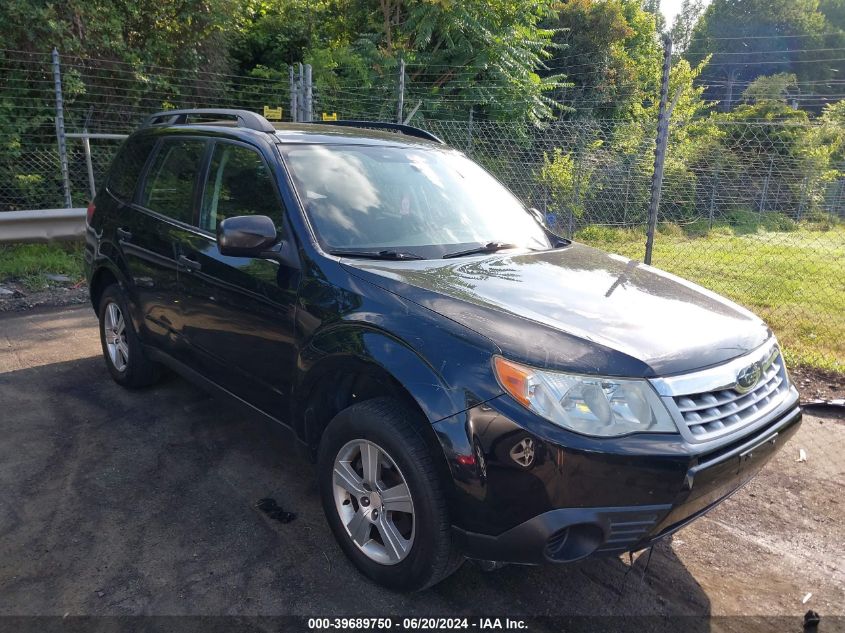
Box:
[293,326,461,466]
[88,259,145,337]
[89,264,121,312]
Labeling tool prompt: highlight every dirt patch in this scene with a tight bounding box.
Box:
[0,279,89,313]
[790,365,845,402]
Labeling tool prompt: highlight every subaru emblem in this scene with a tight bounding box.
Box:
[736,362,763,393]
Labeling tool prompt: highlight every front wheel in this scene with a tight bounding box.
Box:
[317,398,462,591]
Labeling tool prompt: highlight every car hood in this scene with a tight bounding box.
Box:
[340,243,771,377]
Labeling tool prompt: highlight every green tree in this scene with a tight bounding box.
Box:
[398,0,566,123]
[231,0,566,124]
[669,0,706,55]
[741,72,799,103]
[819,0,845,30]
[685,0,844,112]
[544,0,662,119]
[0,0,234,69]
[642,0,666,32]
[0,0,240,208]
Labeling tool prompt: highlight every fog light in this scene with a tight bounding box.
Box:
[544,523,604,562]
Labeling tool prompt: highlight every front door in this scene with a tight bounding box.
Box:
[177,140,300,418]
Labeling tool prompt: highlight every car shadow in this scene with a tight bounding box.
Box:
[0,355,711,627]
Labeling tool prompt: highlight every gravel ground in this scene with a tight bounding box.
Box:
[0,280,89,313]
[0,305,842,631]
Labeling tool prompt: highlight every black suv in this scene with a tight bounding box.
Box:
[85,108,801,591]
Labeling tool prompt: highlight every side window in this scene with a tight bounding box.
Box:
[139,138,206,223]
[199,143,283,233]
[106,136,156,202]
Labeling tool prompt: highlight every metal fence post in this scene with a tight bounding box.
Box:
[622,158,631,225]
[52,48,72,209]
[289,66,297,122]
[296,62,305,121]
[708,164,720,229]
[569,139,585,239]
[759,155,774,215]
[304,64,313,122]
[644,35,672,265]
[397,58,405,124]
[82,130,96,201]
[797,175,809,220]
[569,157,581,239]
[467,106,474,155]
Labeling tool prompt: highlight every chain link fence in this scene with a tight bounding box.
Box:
[0,48,290,210]
[427,118,844,374]
[1,49,843,376]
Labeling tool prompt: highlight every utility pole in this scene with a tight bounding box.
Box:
[52,48,72,208]
[723,67,738,112]
[397,58,405,124]
[644,34,672,266]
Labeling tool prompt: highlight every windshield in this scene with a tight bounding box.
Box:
[280,144,551,257]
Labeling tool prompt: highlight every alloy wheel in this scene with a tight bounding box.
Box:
[103,301,129,372]
[332,439,415,565]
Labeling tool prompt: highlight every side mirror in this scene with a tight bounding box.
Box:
[217,215,278,257]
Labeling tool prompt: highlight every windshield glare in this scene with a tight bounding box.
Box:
[281,144,551,257]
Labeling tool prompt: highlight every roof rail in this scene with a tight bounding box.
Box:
[142,109,275,133]
[315,120,445,144]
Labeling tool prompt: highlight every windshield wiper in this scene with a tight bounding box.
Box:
[442,241,518,259]
[329,249,424,261]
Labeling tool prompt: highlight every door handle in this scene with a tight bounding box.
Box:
[178,254,202,272]
[116,227,132,241]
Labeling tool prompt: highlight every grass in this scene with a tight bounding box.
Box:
[576,223,845,374]
[0,243,85,291]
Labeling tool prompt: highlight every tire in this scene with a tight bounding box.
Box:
[97,284,161,388]
[317,397,463,591]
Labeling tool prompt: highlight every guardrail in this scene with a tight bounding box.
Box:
[0,208,86,244]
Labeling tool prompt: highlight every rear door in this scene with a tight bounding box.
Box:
[121,136,208,354]
[177,139,300,416]
[98,135,157,331]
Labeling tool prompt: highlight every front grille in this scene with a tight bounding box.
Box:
[672,349,789,442]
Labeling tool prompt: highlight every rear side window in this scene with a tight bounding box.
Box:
[199,143,283,233]
[139,138,206,224]
[106,136,155,202]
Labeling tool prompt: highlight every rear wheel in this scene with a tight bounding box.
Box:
[98,284,161,388]
[318,397,462,591]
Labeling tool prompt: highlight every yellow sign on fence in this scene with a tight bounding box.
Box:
[322,112,338,121]
[263,106,283,121]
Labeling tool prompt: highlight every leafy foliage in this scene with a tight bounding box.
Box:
[230,0,567,124]
[685,0,845,110]
[669,0,707,55]
[542,0,662,119]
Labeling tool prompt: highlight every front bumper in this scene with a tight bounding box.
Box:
[435,394,801,565]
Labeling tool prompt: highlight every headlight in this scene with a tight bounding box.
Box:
[493,356,677,437]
